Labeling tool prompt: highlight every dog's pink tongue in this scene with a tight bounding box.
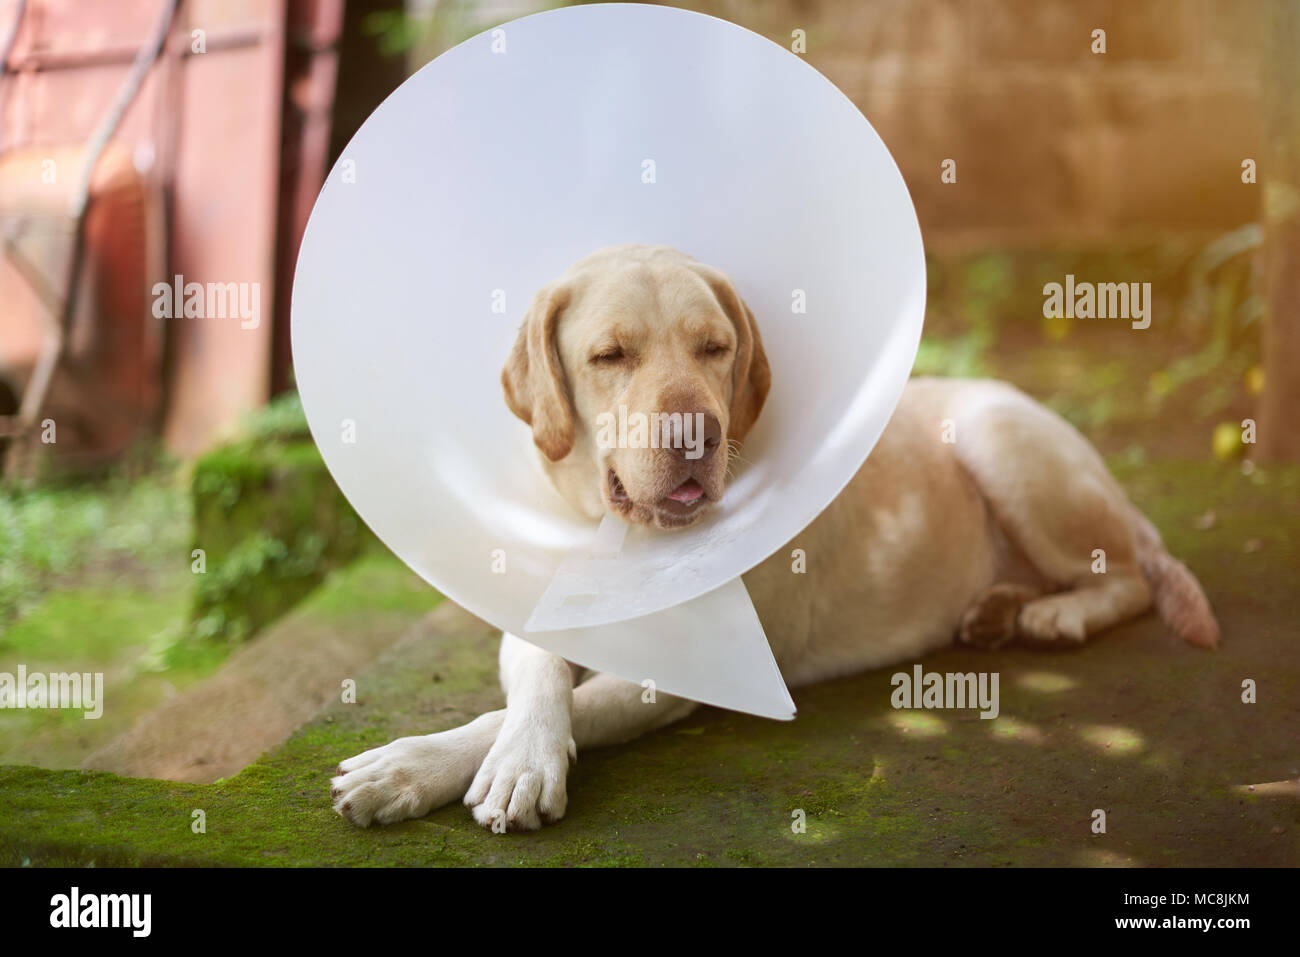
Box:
[667,479,704,503]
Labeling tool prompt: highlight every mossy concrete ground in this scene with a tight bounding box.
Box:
[80,553,440,783]
[0,392,380,770]
[0,471,200,769]
[2,460,1297,866]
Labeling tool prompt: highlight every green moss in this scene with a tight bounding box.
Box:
[303,553,441,618]
[0,468,189,629]
[0,466,210,769]
[1,584,182,663]
[2,460,1296,867]
[183,430,375,652]
[238,391,311,443]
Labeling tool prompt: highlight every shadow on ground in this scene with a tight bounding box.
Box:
[2,461,1297,866]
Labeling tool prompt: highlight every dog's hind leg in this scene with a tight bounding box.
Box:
[949,382,1161,646]
[958,582,1042,649]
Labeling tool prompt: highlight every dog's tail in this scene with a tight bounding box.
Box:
[1128,505,1220,648]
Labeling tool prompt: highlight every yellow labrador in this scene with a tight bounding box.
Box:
[332,244,1218,831]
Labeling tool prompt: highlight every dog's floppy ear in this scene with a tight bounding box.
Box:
[502,282,575,461]
[728,296,771,443]
[694,265,771,444]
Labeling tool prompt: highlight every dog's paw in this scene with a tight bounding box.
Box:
[958,583,1039,649]
[464,722,576,833]
[331,731,481,827]
[1017,595,1087,645]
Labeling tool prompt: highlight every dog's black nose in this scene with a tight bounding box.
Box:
[671,413,721,462]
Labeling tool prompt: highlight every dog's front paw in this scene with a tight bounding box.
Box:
[464,722,576,832]
[331,730,482,827]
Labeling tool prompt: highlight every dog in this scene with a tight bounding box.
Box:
[331,243,1219,831]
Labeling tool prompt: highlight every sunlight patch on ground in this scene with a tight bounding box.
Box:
[885,711,949,737]
[987,716,1046,744]
[1079,724,1145,756]
[1076,847,1141,867]
[1016,671,1077,694]
[1233,780,1300,799]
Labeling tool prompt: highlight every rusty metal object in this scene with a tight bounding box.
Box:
[272,0,344,396]
[0,143,158,465]
[0,0,176,473]
[0,0,343,470]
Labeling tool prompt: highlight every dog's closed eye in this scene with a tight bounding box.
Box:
[590,346,631,365]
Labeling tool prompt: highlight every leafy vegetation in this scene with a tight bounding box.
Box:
[182,392,374,652]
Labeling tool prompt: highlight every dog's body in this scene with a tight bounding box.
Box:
[332,245,1218,831]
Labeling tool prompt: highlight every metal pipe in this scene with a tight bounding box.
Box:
[0,0,28,155]
[1,25,266,73]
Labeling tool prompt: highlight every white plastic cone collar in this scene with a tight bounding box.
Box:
[291,4,926,718]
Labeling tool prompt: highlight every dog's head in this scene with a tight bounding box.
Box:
[502,244,770,529]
